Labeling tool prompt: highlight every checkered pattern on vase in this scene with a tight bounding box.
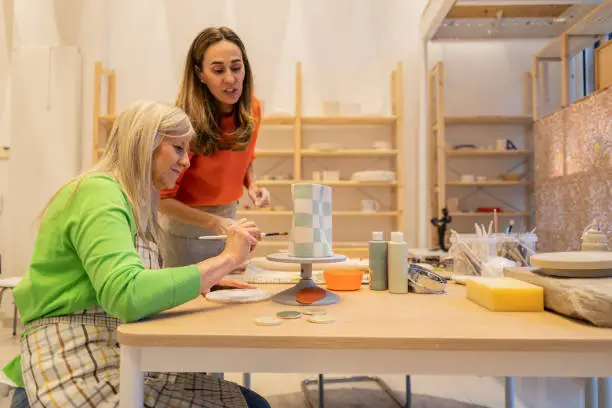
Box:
[288,183,333,258]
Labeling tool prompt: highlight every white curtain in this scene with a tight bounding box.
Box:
[6,46,81,289]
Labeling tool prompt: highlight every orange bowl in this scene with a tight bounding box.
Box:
[323,269,363,291]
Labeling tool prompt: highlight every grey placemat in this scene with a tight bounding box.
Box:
[504,267,612,328]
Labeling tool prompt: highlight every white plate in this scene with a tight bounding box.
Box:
[205,289,272,304]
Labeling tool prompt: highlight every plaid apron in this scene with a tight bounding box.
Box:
[19,239,248,408]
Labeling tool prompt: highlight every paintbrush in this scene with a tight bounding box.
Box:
[198,232,288,240]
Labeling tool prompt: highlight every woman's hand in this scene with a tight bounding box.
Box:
[222,221,261,265]
[206,278,256,294]
[212,216,235,235]
[248,185,270,208]
[197,221,261,295]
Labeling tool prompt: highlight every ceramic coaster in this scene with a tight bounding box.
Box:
[276,311,302,319]
[254,317,282,326]
[308,315,335,324]
[302,309,327,316]
[296,287,327,304]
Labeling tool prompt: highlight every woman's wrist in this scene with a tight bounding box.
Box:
[197,252,240,293]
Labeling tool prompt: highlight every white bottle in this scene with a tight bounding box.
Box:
[388,231,409,294]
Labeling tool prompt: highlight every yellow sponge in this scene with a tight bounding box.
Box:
[466,277,544,312]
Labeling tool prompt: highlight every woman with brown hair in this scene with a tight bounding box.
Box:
[159,26,270,267]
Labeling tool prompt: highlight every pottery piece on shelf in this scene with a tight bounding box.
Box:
[350,170,395,182]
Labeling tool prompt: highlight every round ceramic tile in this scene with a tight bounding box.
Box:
[308,315,335,324]
[276,311,302,319]
[302,309,327,316]
[254,317,282,326]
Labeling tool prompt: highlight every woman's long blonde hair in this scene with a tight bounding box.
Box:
[40,101,194,244]
[176,26,255,156]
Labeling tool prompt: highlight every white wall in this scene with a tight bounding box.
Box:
[0,0,14,276]
[0,0,109,318]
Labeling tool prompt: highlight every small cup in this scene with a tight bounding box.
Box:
[461,174,475,183]
[322,101,340,116]
[323,171,340,181]
[373,140,391,150]
[361,199,380,212]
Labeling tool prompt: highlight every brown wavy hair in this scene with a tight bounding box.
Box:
[176,26,255,156]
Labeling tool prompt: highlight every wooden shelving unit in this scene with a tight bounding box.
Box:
[93,61,404,256]
[92,62,116,164]
[248,61,404,255]
[419,0,612,249]
[428,61,534,245]
[533,0,612,118]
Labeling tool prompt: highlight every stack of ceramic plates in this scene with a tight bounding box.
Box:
[205,289,272,304]
[350,170,395,182]
[530,251,612,278]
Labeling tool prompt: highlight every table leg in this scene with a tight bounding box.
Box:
[12,302,17,336]
[120,345,143,408]
[505,377,515,408]
[586,378,598,408]
[243,373,251,389]
[318,374,325,408]
[599,378,611,408]
[405,375,411,408]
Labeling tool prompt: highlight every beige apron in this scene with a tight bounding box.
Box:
[159,202,238,267]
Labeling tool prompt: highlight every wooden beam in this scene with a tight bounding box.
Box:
[561,33,570,106]
[447,5,572,19]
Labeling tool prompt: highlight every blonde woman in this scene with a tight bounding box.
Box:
[2,101,270,408]
[158,26,270,267]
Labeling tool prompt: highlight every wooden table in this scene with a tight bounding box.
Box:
[117,284,612,407]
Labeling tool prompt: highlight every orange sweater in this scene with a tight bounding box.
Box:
[160,98,261,206]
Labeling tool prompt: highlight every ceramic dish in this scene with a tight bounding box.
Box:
[205,289,272,304]
[530,251,612,278]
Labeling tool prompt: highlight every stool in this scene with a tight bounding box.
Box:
[0,277,22,336]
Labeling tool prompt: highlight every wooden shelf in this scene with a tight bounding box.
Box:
[99,114,116,132]
[446,149,531,157]
[443,115,532,125]
[301,149,397,157]
[301,116,396,125]
[261,116,295,125]
[100,114,296,128]
[421,0,599,40]
[537,1,612,59]
[450,212,532,217]
[258,180,399,187]
[447,181,530,187]
[237,210,399,217]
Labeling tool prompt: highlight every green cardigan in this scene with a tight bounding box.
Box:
[2,174,200,386]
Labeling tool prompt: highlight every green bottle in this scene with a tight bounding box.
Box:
[369,232,388,291]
